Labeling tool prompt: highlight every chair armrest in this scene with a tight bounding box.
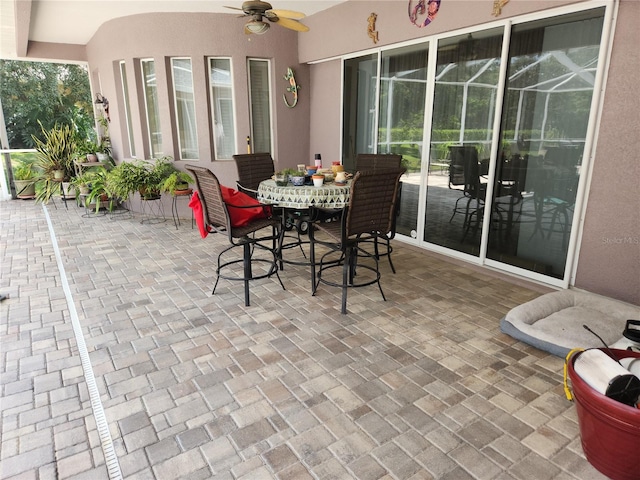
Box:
[236,182,258,198]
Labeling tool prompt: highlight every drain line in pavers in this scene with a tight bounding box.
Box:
[43,205,123,480]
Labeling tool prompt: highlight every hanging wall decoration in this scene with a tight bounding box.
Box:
[492,0,510,16]
[367,12,379,44]
[408,0,441,28]
[283,67,299,108]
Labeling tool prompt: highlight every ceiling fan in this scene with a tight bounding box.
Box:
[225,1,309,35]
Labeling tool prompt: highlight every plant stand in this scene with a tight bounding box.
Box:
[50,179,69,210]
[78,194,106,217]
[171,190,194,230]
[108,201,133,220]
[140,195,166,224]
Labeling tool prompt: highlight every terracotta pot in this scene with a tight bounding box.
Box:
[312,174,324,187]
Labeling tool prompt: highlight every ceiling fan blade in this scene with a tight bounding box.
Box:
[224,5,245,12]
[268,9,305,19]
[272,17,309,32]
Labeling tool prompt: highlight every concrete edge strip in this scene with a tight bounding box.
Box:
[43,205,123,480]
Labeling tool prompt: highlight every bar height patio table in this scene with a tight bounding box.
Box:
[257,179,351,290]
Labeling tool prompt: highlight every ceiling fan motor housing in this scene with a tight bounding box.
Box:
[242,1,272,15]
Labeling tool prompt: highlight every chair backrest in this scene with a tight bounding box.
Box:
[233,153,275,195]
[355,153,403,172]
[344,169,404,239]
[185,164,229,231]
[448,145,478,188]
[497,154,528,197]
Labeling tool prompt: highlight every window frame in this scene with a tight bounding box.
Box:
[208,57,237,160]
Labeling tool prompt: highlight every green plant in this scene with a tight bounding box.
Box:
[280,168,298,177]
[12,159,38,181]
[75,138,100,160]
[160,171,194,195]
[69,170,100,196]
[31,121,77,181]
[106,157,180,200]
[96,115,111,156]
[106,160,150,200]
[85,169,115,213]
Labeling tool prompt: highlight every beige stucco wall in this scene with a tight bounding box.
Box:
[84,12,311,189]
[573,0,640,305]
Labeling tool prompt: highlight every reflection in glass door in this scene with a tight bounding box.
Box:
[378,45,428,238]
[342,47,428,238]
[424,30,503,255]
[341,6,609,285]
[488,10,605,279]
[342,54,378,172]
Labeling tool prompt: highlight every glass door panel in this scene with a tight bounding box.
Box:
[424,30,503,255]
[342,54,378,172]
[378,44,428,238]
[488,10,605,278]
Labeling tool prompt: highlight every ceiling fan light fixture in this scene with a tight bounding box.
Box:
[245,19,270,34]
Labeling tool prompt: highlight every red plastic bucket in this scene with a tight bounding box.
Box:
[567,348,640,480]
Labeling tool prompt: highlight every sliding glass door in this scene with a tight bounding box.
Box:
[487,10,605,279]
[341,5,607,285]
[342,53,378,171]
[342,46,429,238]
[424,29,503,254]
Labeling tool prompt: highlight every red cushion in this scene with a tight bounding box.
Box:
[220,186,271,227]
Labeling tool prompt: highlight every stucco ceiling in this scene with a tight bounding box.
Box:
[0,0,347,59]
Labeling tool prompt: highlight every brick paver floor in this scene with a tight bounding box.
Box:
[0,199,608,479]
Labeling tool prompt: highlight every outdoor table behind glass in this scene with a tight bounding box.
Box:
[257,179,351,209]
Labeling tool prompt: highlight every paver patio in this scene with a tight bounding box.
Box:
[0,199,607,479]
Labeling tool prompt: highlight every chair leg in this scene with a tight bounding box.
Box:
[309,226,317,295]
[243,243,252,306]
[341,247,351,314]
[380,235,395,274]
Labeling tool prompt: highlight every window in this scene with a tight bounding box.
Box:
[247,59,272,154]
[171,58,198,160]
[141,59,162,157]
[119,61,136,157]
[209,58,236,160]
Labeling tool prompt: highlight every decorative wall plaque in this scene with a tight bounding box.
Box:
[408,0,441,28]
[367,12,379,44]
[492,0,510,16]
[283,68,299,108]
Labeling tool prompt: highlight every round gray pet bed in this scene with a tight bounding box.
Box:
[500,289,640,357]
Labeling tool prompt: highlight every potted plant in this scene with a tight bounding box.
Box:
[84,169,114,213]
[76,138,100,163]
[31,122,78,203]
[12,159,38,198]
[95,114,112,163]
[274,171,288,186]
[107,157,178,201]
[69,170,98,197]
[160,170,194,195]
[106,160,150,200]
